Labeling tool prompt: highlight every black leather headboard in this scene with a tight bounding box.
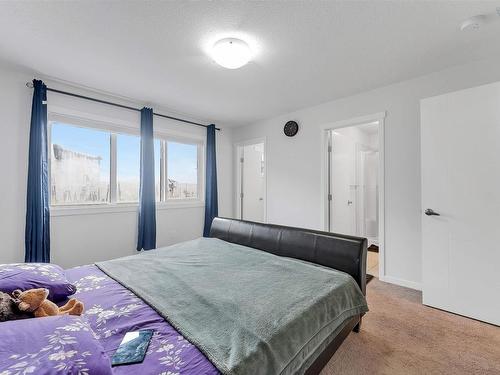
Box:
[209,217,367,295]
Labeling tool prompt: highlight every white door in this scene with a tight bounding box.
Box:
[239,143,265,222]
[330,131,356,234]
[421,82,500,326]
[359,149,379,242]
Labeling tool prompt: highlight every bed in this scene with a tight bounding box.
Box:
[0,217,368,375]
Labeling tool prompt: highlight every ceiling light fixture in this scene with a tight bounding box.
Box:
[459,8,500,31]
[460,15,486,31]
[211,38,252,69]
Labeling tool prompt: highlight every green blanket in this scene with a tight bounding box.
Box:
[96,238,368,375]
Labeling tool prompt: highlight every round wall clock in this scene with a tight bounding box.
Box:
[284,121,299,137]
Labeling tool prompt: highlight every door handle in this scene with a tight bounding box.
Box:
[425,208,440,216]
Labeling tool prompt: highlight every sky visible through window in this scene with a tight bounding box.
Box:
[52,123,197,184]
[52,123,110,179]
[117,134,139,181]
[51,123,166,179]
[167,141,197,184]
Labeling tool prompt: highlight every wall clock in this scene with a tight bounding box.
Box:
[284,121,299,137]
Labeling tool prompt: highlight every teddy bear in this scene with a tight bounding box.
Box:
[0,291,32,322]
[12,288,84,318]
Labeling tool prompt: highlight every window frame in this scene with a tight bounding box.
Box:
[151,133,205,206]
[48,112,205,216]
[163,138,204,202]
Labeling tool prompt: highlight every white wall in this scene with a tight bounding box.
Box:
[0,65,31,267]
[4,55,500,283]
[232,57,500,289]
[0,62,233,268]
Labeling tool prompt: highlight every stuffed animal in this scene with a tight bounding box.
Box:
[12,288,84,318]
[0,291,32,322]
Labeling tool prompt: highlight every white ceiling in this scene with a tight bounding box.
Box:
[1,1,500,127]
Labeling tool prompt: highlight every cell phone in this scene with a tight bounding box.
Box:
[111,329,154,366]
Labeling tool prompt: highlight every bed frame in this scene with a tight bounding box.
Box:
[209,217,367,375]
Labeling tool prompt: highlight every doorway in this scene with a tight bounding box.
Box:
[235,139,266,222]
[323,113,385,279]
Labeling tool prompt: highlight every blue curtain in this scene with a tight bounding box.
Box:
[25,79,50,263]
[137,107,156,250]
[203,124,218,237]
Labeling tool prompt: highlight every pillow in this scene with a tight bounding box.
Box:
[0,263,76,302]
[0,315,112,375]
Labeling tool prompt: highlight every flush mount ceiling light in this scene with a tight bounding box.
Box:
[459,8,500,31]
[460,15,487,31]
[211,38,252,69]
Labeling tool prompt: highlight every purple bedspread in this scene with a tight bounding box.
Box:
[66,265,219,375]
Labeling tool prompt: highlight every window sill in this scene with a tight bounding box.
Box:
[157,201,205,210]
[50,201,205,217]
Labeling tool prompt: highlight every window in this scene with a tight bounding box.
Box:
[49,121,202,207]
[50,123,110,205]
[155,140,161,202]
[167,141,199,200]
[116,134,140,203]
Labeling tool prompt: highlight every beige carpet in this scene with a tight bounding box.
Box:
[322,278,500,375]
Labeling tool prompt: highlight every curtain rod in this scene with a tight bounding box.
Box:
[26,81,220,131]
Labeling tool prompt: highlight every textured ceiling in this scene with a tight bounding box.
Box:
[1,1,500,126]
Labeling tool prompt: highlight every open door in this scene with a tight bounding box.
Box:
[237,142,265,222]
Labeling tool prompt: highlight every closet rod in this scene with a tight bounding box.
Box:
[26,81,220,131]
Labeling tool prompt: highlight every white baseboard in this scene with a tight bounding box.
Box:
[379,275,422,291]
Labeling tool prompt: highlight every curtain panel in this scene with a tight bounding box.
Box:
[137,107,157,250]
[203,124,218,237]
[25,79,50,262]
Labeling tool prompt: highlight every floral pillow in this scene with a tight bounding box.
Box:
[0,315,112,375]
[0,263,76,302]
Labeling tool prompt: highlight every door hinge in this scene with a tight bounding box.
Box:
[240,192,244,198]
[328,194,332,201]
[240,157,244,163]
[328,145,332,153]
